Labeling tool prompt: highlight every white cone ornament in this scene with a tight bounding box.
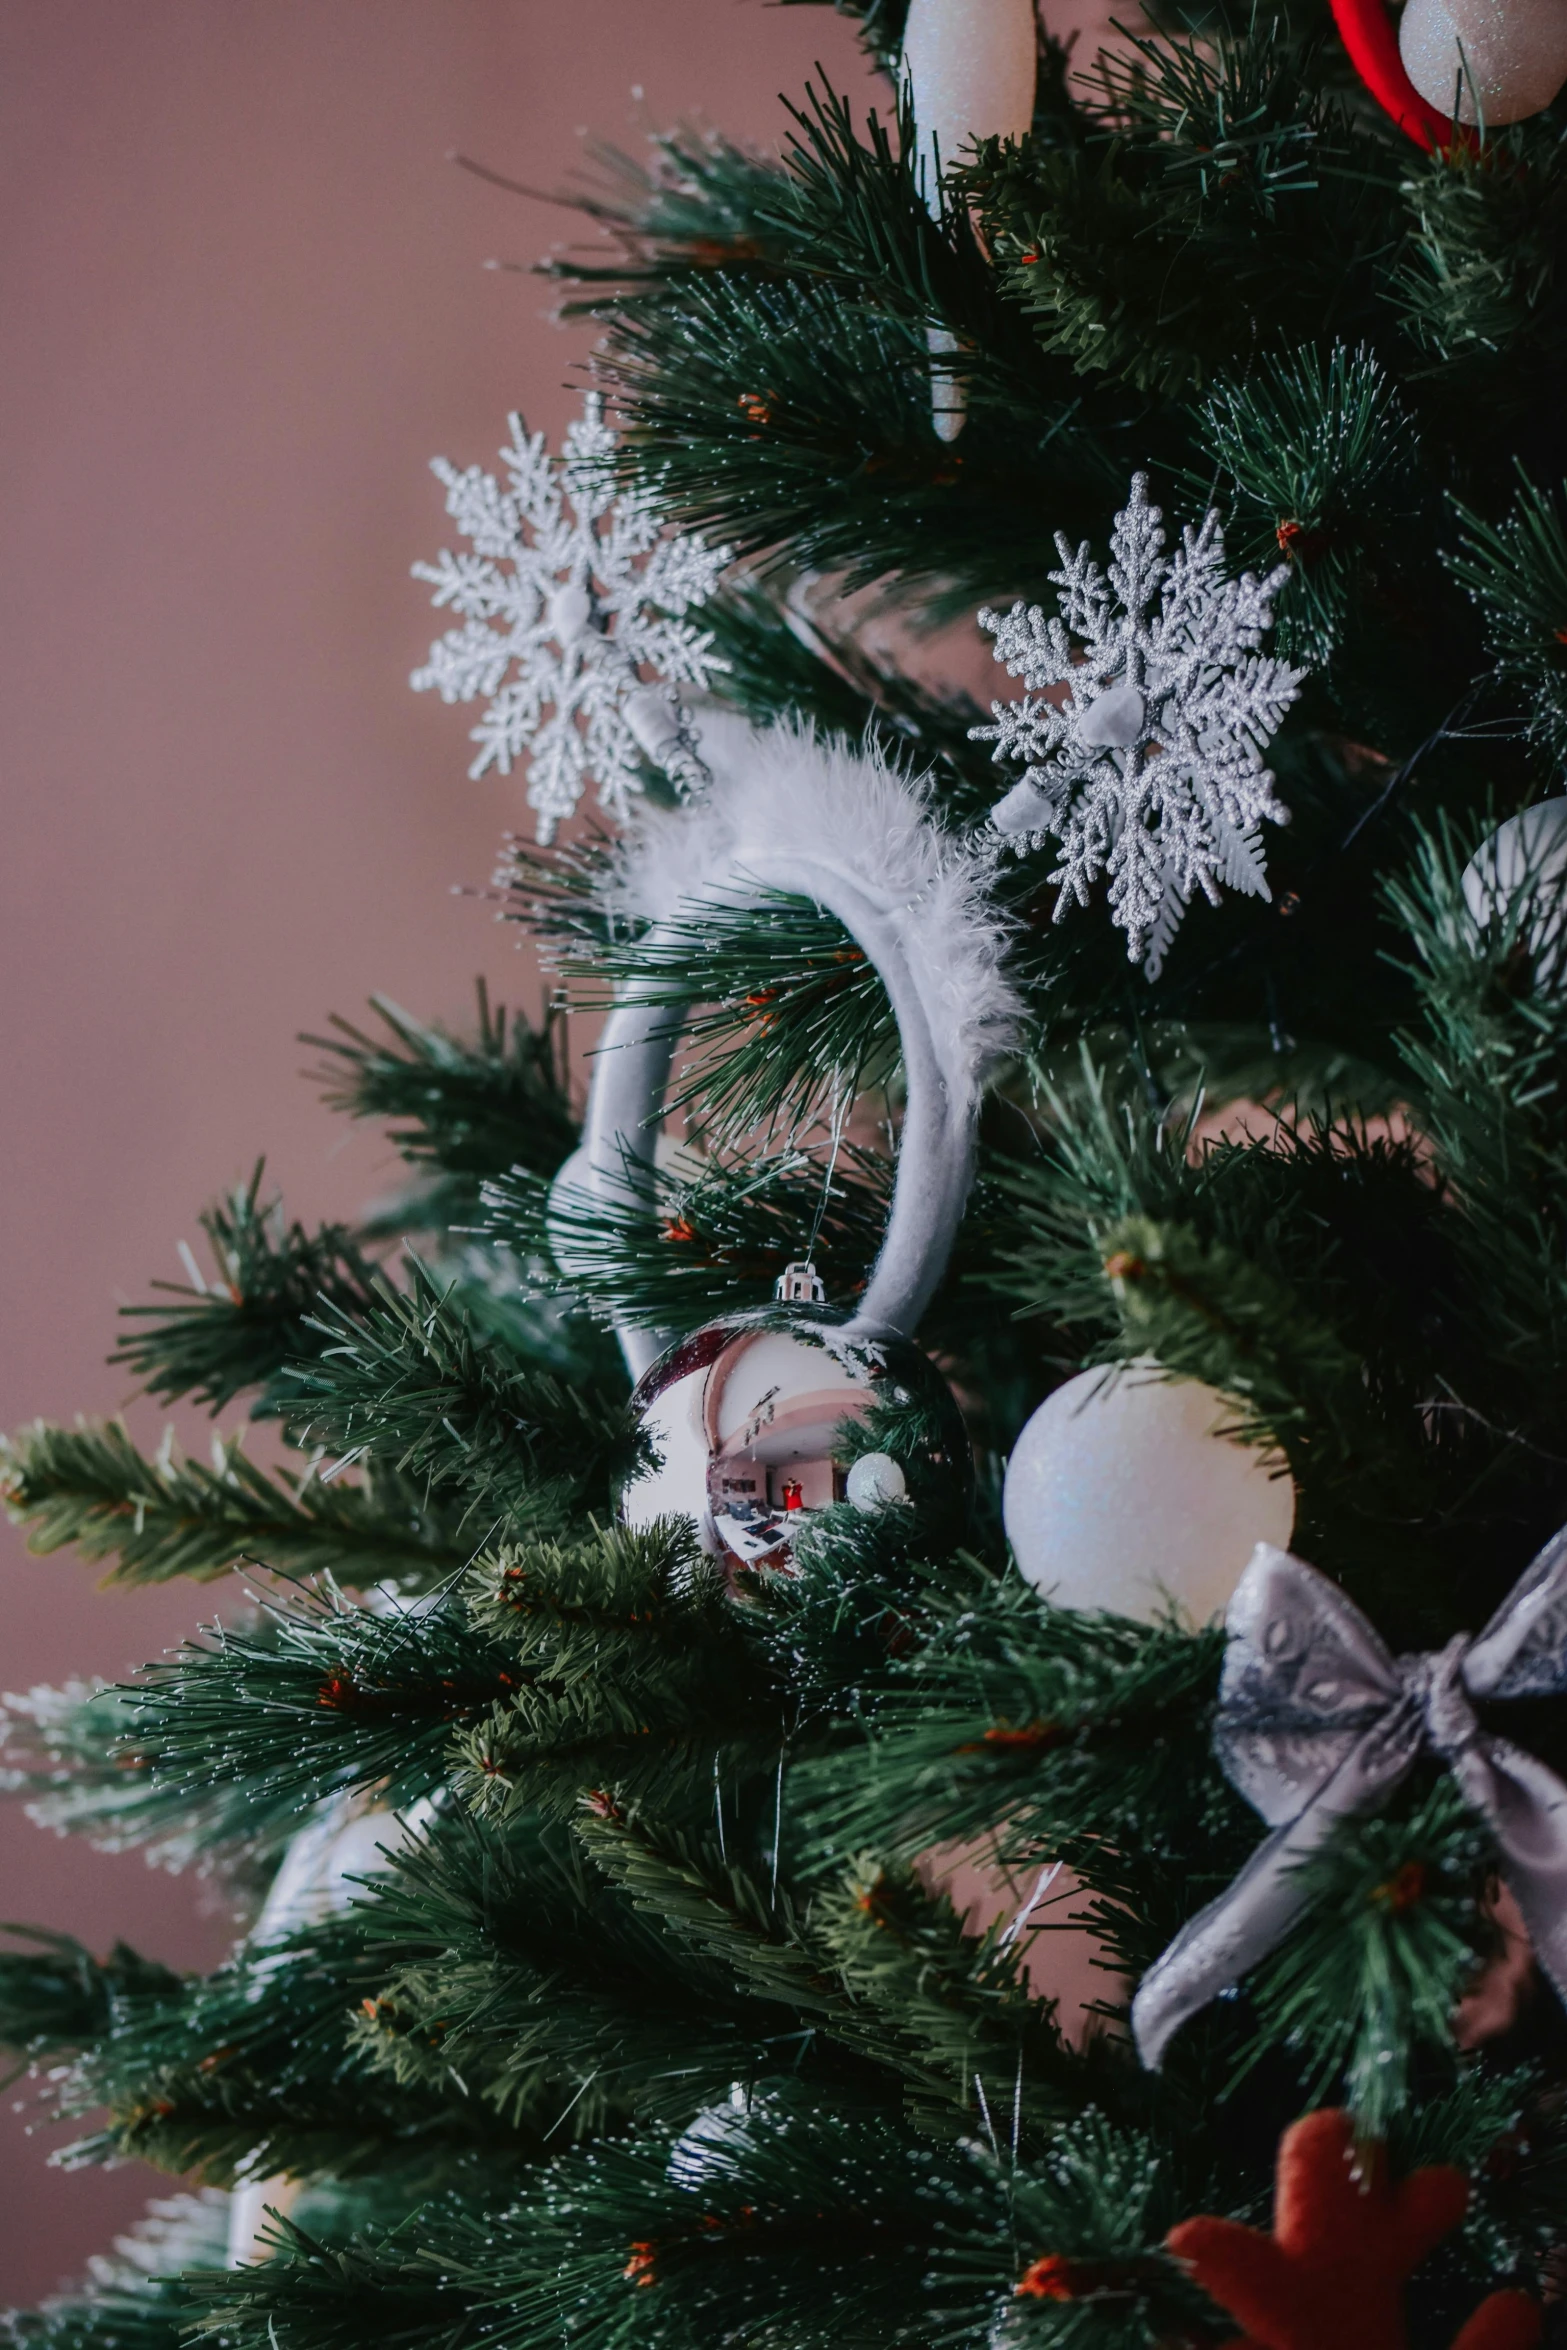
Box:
[901,0,1037,441]
[1002,1363,1295,1623]
[1398,0,1567,121]
[1461,798,1567,986]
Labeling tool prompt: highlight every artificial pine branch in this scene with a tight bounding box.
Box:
[746,1505,998,1707]
[115,1583,525,1831]
[92,1523,775,1856]
[1239,1776,1497,2133]
[4,2194,231,2350]
[1196,341,1421,667]
[1448,470,1567,763]
[557,888,897,1144]
[303,984,579,1236]
[489,1137,892,1330]
[700,577,998,816]
[577,1796,893,2021]
[180,2090,1209,2350]
[6,2273,201,2350]
[285,1258,637,1535]
[574,1795,1098,2138]
[49,1910,532,2192]
[181,2212,474,2350]
[424,1246,630,1389]
[450,1520,783,1820]
[812,1856,1120,2140]
[793,1593,1243,1981]
[353,1855,763,2136]
[556,92,1123,608]
[347,1805,856,2137]
[561,86,1017,368]
[1392,2077,1567,2294]
[111,1163,380,1417]
[0,1419,464,1588]
[488,830,623,996]
[0,1680,237,1868]
[1390,128,1567,382]
[0,1929,183,2075]
[1386,824,1567,1610]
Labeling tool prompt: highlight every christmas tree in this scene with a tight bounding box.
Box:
[8,1,1567,2344]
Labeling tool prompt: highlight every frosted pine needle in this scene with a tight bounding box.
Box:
[411,394,731,842]
[972,474,1304,978]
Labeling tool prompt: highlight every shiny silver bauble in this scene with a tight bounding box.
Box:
[621,1309,969,1566]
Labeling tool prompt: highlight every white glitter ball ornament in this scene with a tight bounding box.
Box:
[1002,1363,1294,1623]
[1461,799,1567,988]
[1399,0,1567,122]
[845,1450,909,1512]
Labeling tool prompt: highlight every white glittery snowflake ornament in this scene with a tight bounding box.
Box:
[411,394,732,842]
[972,474,1305,978]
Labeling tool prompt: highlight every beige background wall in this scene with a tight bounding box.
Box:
[0,0,1122,2302]
[0,0,881,2298]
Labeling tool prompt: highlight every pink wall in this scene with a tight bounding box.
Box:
[0,0,877,2299]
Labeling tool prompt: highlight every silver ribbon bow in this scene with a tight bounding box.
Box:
[1131,1532,1567,2070]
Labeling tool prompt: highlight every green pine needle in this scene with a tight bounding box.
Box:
[285,1258,638,1536]
[303,983,579,1235]
[0,1418,465,1588]
[111,1162,381,1417]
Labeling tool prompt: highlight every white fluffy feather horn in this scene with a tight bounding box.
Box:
[558,713,1021,1380]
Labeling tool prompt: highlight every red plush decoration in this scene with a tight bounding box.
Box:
[1166,2108,1542,2350]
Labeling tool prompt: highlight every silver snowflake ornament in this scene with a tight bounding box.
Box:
[411,393,731,842]
[972,473,1304,978]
